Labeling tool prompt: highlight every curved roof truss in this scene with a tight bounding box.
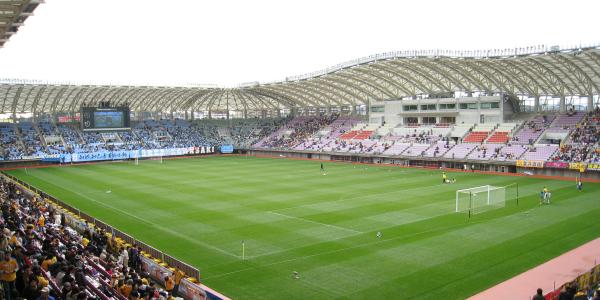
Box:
[1,46,599,113]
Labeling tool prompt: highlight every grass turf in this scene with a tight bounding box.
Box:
[5,156,600,299]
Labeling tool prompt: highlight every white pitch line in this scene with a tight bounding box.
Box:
[271,183,447,213]
[268,211,363,234]
[26,174,240,259]
[203,219,489,280]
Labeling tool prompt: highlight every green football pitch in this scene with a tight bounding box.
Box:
[5,156,600,299]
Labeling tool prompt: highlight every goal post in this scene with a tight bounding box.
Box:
[456,185,506,215]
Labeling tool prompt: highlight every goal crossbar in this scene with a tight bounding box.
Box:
[455,185,506,214]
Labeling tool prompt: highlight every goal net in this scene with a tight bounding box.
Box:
[456,185,506,214]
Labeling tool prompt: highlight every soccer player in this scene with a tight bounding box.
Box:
[442,172,447,184]
[577,178,583,192]
[539,188,545,205]
[320,163,324,172]
[543,186,550,204]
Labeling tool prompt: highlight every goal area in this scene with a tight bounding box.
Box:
[455,185,506,215]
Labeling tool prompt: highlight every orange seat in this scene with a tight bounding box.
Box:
[464,131,490,143]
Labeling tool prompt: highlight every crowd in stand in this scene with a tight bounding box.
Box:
[395,131,447,144]
[0,119,244,160]
[2,110,600,163]
[0,176,189,300]
[259,115,337,149]
[536,280,600,300]
[512,116,551,145]
[229,119,286,147]
[551,112,600,163]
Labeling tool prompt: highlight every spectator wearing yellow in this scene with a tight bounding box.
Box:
[82,237,90,247]
[165,274,175,294]
[41,254,56,271]
[38,213,45,228]
[120,279,133,298]
[174,267,186,296]
[0,251,19,300]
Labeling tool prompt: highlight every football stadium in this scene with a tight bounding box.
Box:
[1,1,600,300]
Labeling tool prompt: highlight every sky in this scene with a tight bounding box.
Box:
[0,0,598,87]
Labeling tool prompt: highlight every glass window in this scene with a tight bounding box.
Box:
[440,116,456,124]
[422,116,436,124]
[541,97,559,112]
[459,103,477,109]
[439,103,456,110]
[404,117,418,124]
[420,104,436,110]
[370,106,385,112]
[403,105,418,111]
[480,102,500,109]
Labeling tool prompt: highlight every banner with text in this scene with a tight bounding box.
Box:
[516,160,544,168]
[544,161,569,169]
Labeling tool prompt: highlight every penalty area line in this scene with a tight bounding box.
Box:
[267,211,363,234]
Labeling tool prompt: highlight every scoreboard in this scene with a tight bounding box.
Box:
[81,106,130,131]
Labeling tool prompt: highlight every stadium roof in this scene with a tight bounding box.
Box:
[1,44,599,113]
[0,0,41,48]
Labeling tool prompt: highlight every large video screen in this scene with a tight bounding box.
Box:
[94,111,124,128]
[81,106,130,131]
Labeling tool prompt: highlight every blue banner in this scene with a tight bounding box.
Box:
[220,145,234,154]
[47,146,215,163]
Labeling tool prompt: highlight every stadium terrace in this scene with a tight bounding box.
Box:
[1,2,600,299]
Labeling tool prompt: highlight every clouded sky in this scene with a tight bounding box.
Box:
[0,0,598,86]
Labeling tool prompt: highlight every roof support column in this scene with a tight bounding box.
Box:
[208,109,212,120]
[534,95,540,113]
[190,110,195,121]
[243,109,247,119]
[366,99,371,122]
[559,95,566,113]
[588,95,594,112]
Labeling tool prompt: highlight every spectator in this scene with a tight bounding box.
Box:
[532,288,545,300]
[0,250,19,300]
[37,286,56,300]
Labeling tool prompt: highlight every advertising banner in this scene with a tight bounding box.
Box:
[516,160,544,168]
[544,161,569,169]
[587,163,600,171]
[569,162,587,171]
[220,145,234,154]
[42,146,215,163]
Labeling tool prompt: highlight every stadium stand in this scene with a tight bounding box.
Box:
[463,123,496,143]
[1,111,599,167]
[0,175,192,300]
[3,170,222,300]
[512,115,555,145]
